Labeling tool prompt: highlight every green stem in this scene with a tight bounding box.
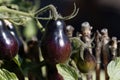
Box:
[35,4,58,20]
[0,5,58,20]
[0,6,33,17]
[36,19,45,33]
[35,17,52,20]
[62,3,79,20]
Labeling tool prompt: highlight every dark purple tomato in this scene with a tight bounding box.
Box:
[47,64,64,80]
[0,19,19,60]
[4,20,25,58]
[4,20,23,47]
[41,19,71,65]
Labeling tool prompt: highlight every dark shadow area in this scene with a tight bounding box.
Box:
[40,0,120,39]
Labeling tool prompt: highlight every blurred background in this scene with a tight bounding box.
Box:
[40,0,120,39]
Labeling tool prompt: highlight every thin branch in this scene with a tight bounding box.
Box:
[62,3,79,20]
[110,37,117,60]
[0,6,33,17]
[35,4,58,20]
[80,22,94,80]
[101,28,109,80]
[95,30,102,80]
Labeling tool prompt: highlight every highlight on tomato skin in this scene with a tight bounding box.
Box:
[40,19,71,65]
[4,20,23,47]
[0,19,19,60]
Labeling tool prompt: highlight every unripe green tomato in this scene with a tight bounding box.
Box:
[76,49,96,73]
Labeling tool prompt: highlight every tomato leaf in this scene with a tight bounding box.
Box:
[57,64,78,80]
[0,69,18,80]
[13,54,22,67]
[107,57,120,80]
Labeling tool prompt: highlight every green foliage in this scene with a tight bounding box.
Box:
[0,0,13,4]
[107,57,120,80]
[70,37,85,62]
[57,64,78,80]
[0,69,18,80]
[70,37,82,59]
[13,54,22,67]
[23,18,37,39]
[0,0,80,80]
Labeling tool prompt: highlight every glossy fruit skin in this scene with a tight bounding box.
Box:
[5,20,24,58]
[41,19,71,65]
[6,22,22,47]
[77,49,96,73]
[0,19,19,60]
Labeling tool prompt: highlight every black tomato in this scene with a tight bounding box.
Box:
[4,20,22,47]
[41,19,71,65]
[0,19,19,60]
[4,20,26,59]
[47,64,64,80]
